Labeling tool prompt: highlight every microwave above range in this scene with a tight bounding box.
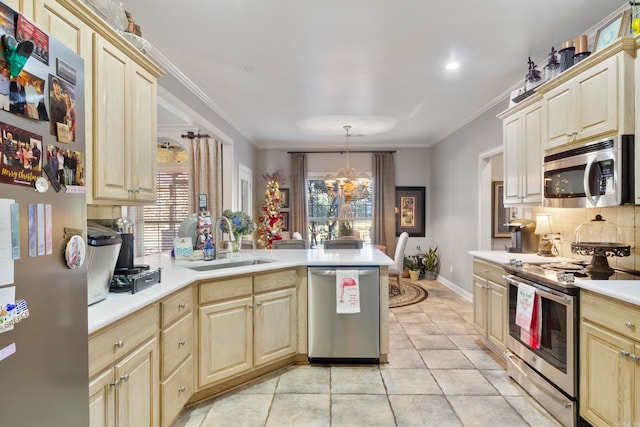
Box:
[543,135,634,208]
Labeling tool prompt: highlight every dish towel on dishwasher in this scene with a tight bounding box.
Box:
[515,282,541,349]
[336,270,360,314]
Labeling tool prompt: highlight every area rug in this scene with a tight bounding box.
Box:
[389,280,428,308]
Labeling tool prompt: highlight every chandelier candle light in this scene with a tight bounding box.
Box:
[324,125,371,201]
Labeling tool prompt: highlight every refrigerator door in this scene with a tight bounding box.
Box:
[0,24,89,426]
[308,267,380,362]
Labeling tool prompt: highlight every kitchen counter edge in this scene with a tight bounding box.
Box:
[88,248,394,334]
[470,250,640,307]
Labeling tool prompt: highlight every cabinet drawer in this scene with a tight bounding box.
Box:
[89,305,157,377]
[161,312,193,379]
[199,276,252,304]
[161,356,193,427]
[254,269,297,293]
[581,291,640,341]
[473,260,505,285]
[161,287,193,328]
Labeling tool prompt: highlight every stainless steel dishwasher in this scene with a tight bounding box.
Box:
[307,267,380,363]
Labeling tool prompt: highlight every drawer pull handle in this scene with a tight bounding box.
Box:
[248,304,253,309]
[178,386,186,393]
[620,350,630,357]
[120,374,130,382]
[631,354,639,362]
[625,321,635,328]
[483,269,489,273]
[256,302,262,306]
[109,380,119,387]
[178,339,186,346]
[114,340,124,348]
[178,303,186,309]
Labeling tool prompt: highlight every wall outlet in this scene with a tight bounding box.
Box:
[449,265,453,273]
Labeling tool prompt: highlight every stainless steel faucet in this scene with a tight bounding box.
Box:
[214,216,236,259]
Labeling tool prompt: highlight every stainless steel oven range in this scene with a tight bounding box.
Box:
[503,259,640,426]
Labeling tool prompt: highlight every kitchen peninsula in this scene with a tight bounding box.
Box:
[87,247,394,426]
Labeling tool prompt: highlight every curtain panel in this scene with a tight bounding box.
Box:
[290,153,308,239]
[188,137,222,217]
[372,152,396,256]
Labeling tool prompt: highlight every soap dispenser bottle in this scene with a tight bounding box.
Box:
[203,237,215,261]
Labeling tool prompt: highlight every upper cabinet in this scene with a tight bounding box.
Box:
[540,40,635,152]
[33,0,164,205]
[498,96,543,206]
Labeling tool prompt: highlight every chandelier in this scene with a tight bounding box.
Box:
[324,125,370,201]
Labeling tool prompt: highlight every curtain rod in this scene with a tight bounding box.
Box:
[287,150,396,154]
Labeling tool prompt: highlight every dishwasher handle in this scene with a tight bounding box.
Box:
[309,268,378,277]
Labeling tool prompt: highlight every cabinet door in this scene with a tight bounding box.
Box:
[487,280,507,350]
[93,34,130,201]
[636,343,640,427]
[502,113,521,205]
[198,296,253,387]
[575,56,618,141]
[521,103,542,204]
[128,64,157,202]
[472,275,488,336]
[254,288,297,366]
[114,339,158,427]
[580,321,634,426]
[544,82,574,149]
[89,368,115,427]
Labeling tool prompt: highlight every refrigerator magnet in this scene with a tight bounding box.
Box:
[64,235,85,269]
[34,177,48,193]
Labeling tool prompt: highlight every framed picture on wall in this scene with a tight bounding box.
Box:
[395,186,425,237]
[492,181,510,237]
[280,211,289,232]
[279,188,289,209]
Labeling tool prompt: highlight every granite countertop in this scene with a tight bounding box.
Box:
[470,250,640,307]
[88,247,394,334]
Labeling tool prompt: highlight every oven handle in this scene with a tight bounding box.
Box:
[506,351,574,409]
[503,275,573,305]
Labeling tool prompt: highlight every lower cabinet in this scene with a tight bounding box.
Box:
[88,305,159,427]
[472,259,507,353]
[89,338,158,427]
[580,291,640,427]
[197,270,298,389]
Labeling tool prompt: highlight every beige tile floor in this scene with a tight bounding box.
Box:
[173,280,562,427]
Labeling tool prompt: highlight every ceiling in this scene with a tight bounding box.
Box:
[125,1,623,150]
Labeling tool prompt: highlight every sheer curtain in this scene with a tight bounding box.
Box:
[372,152,396,256]
[290,153,308,239]
[189,137,222,217]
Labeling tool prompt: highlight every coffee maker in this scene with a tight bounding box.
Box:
[113,217,142,274]
[506,219,537,253]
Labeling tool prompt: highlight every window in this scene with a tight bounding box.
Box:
[138,140,190,255]
[306,178,373,246]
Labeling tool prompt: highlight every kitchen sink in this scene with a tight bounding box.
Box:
[185,259,274,271]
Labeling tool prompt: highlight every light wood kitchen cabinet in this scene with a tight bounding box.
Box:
[197,270,298,389]
[93,33,158,203]
[472,259,507,354]
[159,287,194,427]
[580,290,640,427]
[33,0,163,205]
[500,97,543,206]
[541,46,635,151]
[88,305,159,427]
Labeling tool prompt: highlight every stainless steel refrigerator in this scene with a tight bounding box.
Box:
[0,11,88,426]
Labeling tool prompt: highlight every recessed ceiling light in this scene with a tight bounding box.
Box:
[240,65,256,72]
[446,61,460,71]
[297,115,397,136]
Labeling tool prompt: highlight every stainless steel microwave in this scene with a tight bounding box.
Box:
[542,135,634,208]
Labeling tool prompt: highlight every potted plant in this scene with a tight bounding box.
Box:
[422,246,440,280]
[404,256,420,281]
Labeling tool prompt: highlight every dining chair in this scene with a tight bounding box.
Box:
[388,232,409,287]
[323,239,364,249]
[272,239,309,249]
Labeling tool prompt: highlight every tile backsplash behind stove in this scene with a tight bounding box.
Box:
[532,205,640,272]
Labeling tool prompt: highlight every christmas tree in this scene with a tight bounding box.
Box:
[256,169,285,248]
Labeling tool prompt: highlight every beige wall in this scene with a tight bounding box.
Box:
[532,205,640,271]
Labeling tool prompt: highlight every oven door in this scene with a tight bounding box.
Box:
[505,275,576,397]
